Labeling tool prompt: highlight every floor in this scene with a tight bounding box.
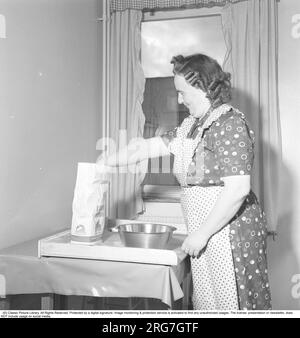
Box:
[5,294,192,310]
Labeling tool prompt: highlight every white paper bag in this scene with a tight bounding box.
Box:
[71,163,109,244]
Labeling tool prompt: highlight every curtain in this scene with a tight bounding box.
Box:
[110,0,248,12]
[221,0,282,232]
[109,10,146,219]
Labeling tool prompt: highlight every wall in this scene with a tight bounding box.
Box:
[0,0,103,249]
[267,0,300,310]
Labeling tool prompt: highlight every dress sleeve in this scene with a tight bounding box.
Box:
[214,114,254,177]
[160,127,178,155]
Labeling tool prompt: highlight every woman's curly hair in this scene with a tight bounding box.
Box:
[171,54,232,109]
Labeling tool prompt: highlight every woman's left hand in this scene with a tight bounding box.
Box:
[181,230,210,257]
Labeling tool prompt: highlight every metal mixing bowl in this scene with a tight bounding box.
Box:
[117,223,177,249]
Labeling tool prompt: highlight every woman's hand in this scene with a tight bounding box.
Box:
[181,230,210,257]
[95,158,115,182]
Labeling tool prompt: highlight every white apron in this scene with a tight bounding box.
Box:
[171,105,239,310]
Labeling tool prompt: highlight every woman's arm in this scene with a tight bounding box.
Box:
[99,136,170,167]
[181,175,251,257]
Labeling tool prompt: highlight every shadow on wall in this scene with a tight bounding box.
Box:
[268,161,300,310]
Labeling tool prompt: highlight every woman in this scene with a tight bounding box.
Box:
[98,53,272,311]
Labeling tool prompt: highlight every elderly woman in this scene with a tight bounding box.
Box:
[98,53,272,311]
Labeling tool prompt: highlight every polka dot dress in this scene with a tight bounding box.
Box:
[161,104,272,310]
[229,193,271,310]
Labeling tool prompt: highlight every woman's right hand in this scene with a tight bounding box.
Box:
[95,136,170,171]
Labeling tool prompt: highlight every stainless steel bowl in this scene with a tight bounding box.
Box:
[117,223,177,249]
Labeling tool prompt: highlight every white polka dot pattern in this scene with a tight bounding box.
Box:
[181,186,239,310]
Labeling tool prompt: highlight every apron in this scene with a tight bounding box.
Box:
[172,105,239,310]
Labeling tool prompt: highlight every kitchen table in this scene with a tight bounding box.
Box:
[0,231,191,311]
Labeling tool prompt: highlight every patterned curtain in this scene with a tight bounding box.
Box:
[110,0,248,12]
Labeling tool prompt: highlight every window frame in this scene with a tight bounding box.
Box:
[141,6,223,202]
[102,4,223,203]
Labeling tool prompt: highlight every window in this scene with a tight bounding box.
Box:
[141,8,227,195]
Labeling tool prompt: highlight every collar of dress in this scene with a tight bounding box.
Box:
[186,103,233,140]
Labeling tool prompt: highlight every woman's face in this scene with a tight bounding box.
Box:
[174,74,210,118]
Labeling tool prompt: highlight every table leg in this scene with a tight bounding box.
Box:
[41,294,54,310]
[0,296,10,310]
[182,270,192,310]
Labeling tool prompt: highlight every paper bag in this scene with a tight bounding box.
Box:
[71,162,109,244]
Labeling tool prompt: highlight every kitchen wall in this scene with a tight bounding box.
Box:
[0,0,103,249]
[267,0,300,310]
